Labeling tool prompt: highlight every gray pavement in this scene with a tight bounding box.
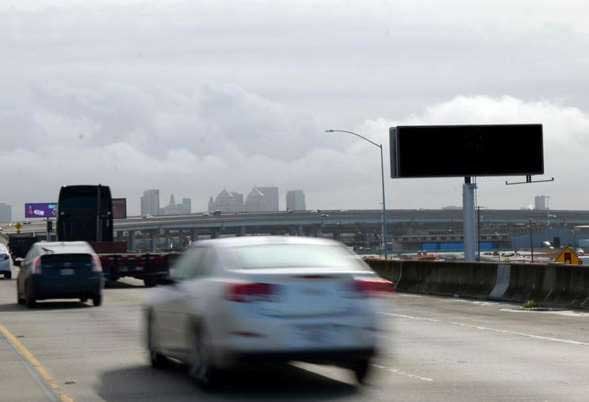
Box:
[0,276,588,402]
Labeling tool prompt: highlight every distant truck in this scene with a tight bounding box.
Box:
[57,185,176,287]
[8,234,42,261]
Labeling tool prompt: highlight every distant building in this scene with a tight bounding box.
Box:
[257,187,279,211]
[245,188,265,212]
[181,198,191,214]
[208,190,244,213]
[161,194,191,215]
[245,186,279,212]
[534,195,550,211]
[140,189,160,216]
[286,190,306,211]
[0,203,12,223]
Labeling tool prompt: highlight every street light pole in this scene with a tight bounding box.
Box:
[325,129,387,259]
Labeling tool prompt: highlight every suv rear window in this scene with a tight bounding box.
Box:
[232,244,366,270]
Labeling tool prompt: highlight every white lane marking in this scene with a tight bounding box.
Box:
[380,312,589,346]
[372,363,434,383]
[499,308,589,318]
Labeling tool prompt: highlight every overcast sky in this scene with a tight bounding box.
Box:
[1,0,589,218]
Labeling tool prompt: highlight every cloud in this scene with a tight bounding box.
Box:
[1,1,589,219]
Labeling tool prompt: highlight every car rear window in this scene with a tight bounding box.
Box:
[41,254,92,268]
[232,244,367,270]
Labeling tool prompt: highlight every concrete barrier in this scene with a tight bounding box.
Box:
[365,258,589,309]
[489,264,510,300]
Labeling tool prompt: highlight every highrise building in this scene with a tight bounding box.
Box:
[257,186,279,211]
[209,190,244,213]
[181,198,191,214]
[0,203,12,223]
[140,189,160,216]
[161,194,192,215]
[286,190,306,211]
[245,187,279,212]
[534,195,550,211]
[245,188,265,212]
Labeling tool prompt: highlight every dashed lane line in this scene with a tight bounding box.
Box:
[0,323,75,402]
[380,312,589,346]
[372,364,434,383]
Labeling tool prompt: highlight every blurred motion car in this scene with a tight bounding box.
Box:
[17,241,104,308]
[0,244,13,279]
[144,236,392,387]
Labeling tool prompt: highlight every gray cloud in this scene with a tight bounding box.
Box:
[1,1,588,219]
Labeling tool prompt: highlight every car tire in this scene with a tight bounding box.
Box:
[188,327,221,389]
[92,294,103,307]
[25,284,36,308]
[4,272,11,280]
[147,313,168,369]
[144,278,157,288]
[351,358,372,385]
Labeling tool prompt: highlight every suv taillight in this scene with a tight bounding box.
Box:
[350,278,394,297]
[92,255,102,273]
[225,282,279,303]
[32,257,42,274]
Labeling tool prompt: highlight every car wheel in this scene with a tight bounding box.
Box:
[25,284,36,308]
[188,327,220,389]
[92,294,103,307]
[147,313,168,369]
[351,358,372,385]
[144,278,157,288]
[4,272,11,280]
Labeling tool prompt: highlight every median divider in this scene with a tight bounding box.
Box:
[365,258,589,309]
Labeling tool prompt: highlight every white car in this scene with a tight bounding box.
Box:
[144,236,392,387]
[0,244,13,279]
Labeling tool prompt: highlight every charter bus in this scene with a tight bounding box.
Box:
[57,185,114,242]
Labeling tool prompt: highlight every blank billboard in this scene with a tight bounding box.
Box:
[112,198,127,219]
[389,124,544,178]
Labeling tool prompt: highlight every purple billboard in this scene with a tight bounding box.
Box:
[25,203,57,218]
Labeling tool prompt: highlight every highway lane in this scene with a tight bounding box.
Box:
[0,278,588,402]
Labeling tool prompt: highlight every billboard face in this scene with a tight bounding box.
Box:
[112,198,127,219]
[390,124,544,178]
[25,203,57,218]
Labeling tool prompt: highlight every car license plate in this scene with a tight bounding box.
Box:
[60,268,74,276]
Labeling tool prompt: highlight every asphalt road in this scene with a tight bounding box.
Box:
[0,275,588,402]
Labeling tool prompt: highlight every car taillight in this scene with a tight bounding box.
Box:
[92,255,103,272]
[225,282,279,303]
[32,256,42,274]
[350,278,394,297]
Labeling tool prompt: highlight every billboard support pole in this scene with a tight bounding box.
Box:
[463,177,477,262]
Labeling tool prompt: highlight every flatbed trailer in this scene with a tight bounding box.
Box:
[99,252,180,287]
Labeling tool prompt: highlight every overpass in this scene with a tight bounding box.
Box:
[3,209,586,252]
